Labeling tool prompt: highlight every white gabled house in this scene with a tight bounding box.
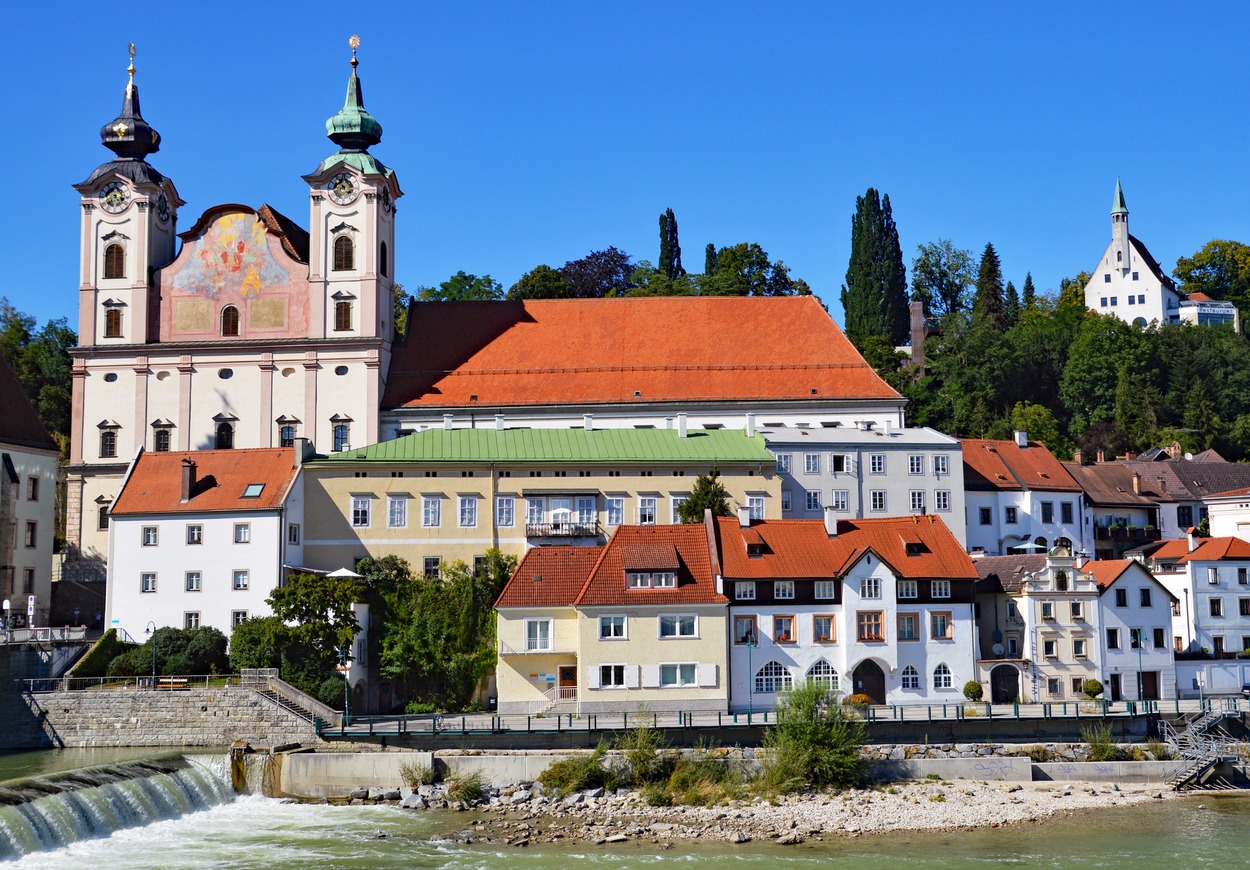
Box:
[1085,559,1177,701]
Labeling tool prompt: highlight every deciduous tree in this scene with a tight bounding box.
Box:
[506,264,573,300]
[416,271,503,302]
[909,240,974,317]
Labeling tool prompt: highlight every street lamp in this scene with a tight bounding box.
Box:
[745,632,758,720]
[144,621,158,688]
[338,645,351,727]
[1134,628,1145,703]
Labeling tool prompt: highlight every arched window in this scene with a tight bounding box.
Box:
[754,660,792,694]
[216,422,234,450]
[334,300,353,331]
[901,665,920,690]
[806,660,839,692]
[221,305,240,336]
[1117,250,1123,262]
[154,429,171,452]
[104,244,125,279]
[333,423,350,452]
[104,308,123,338]
[279,425,296,448]
[333,235,354,271]
[1055,569,1068,591]
[379,241,388,277]
[933,663,953,689]
[99,429,117,459]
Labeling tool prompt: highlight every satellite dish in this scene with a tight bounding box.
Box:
[992,643,1005,656]
[991,629,1003,642]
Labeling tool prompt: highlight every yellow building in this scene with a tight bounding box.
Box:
[300,425,778,575]
[495,522,729,715]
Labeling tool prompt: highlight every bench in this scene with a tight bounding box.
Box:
[156,678,189,691]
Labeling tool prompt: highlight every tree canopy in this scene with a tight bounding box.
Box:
[417,271,503,302]
[841,189,908,346]
[972,243,1006,330]
[658,208,684,281]
[0,298,75,452]
[910,239,974,317]
[676,468,732,523]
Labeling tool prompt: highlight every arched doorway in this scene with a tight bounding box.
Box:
[852,660,886,704]
[990,664,1019,703]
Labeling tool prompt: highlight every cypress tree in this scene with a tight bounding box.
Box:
[840,188,908,346]
[1021,272,1036,310]
[705,243,717,276]
[972,242,1006,330]
[1004,280,1020,327]
[658,208,684,281]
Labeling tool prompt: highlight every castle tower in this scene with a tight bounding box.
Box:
[1111,178,1129,275]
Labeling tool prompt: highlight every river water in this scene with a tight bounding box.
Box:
[2,750,1248,868]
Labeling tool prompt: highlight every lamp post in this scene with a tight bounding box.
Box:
[338,645,351,727]
[745,632,758,720]
[144,621,158,688]
[1135,628,1145,703]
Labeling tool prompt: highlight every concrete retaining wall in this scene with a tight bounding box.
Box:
[7,688,317,749]
[1034,761,1173,783]
[872,756,1034,782]
[277,751,435,798]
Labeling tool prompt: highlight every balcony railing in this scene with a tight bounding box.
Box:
[1094,526,1161,543]
[526,521,601,539]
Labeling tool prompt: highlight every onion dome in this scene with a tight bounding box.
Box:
[325,36,383,151]
[100,44,161,160]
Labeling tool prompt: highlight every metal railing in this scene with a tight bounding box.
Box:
[0,626,89,645]
[21,674,242,694]
[525,521,601,539]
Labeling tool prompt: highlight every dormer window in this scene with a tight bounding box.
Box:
[221,305,240,336]
[627,571,676,589]
[747,543,766,557]
[333,235,354,271]
[104,244,125,279]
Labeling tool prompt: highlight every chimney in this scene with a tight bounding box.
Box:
[495,414,506,431]
[1126,450,1138,460]
[665,416,674,430]
[746,413,756,438]
[583,414,593,431]
[1158,477,1166,493]
[443,413,454,431]
[824,505,838,538]
[1188,527,1201,552]
[1132,472,1141,494]
[909,300,926,375]
[181,458,196,503]
[1096,449,1105,463]
[1074,551,1089,570]
[737,506,751,528]
[1073,448,1084,465]
[884,419,894,437]
[677,413,688,438]
[1013,430,1028,448]
[293,437,310,467]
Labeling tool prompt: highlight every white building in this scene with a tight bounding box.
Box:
[1203,485,1250,540]
[1086,559,1177,701]
[716,510,977,709]
[106,447,305,641]
[766,425,967,548]
[0,353,59,627]
[1084,180,1181,326]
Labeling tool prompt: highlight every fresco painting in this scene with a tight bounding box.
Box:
[174,212,289,297]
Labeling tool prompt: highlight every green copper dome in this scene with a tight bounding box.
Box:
[1111,178,1128,215]
[325,66,383,151]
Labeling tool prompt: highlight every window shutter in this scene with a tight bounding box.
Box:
[697,663,717,688]
[586,666,600,690]
[640,664,660,688]
[624,665,640,689]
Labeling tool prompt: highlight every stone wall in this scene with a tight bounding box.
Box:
[4,688,317,749]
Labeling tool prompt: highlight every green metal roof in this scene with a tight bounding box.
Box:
[316,150,394,178]
[1111,178,1128,215]
[311,428,774,464]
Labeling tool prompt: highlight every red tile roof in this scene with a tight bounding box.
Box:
[111,448,299,515]
[1083,559,1135,590]
[382,296,900,409]
[574,525,725,606]
[962,439,1081,492]
[1149,539,1193,561]
[495,546,606,608]
[1178,537,1250,563]
[715,515,976,580]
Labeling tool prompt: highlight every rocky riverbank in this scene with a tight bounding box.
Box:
[339,778,1172,847]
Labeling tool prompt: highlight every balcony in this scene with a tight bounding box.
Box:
[498,639,575,656]
[526,521,601,540]
[1094,526,1161,543]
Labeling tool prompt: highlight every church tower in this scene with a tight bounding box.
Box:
[302,36,402,345]
[1111,178,1130,275]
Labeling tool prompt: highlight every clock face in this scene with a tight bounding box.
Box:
[380,186,391,213]
[156,192,170,222]
[328,173,357,205]
[100,182,130,214]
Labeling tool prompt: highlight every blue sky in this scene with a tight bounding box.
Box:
[5,2,1249,330]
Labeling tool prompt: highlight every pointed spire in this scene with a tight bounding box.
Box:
[1111,178,1128,215]
[325,35,383,152]
[99,43,161,161]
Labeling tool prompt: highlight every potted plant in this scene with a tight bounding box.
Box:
[1080,679,1104,712]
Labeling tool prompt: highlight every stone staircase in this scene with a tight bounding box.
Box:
[257,689,316,723]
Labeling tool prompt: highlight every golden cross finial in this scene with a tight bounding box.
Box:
[349,35,360,70]
[127,42,136,83]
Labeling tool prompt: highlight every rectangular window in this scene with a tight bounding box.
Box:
[1111,297,1118,306]
[1140,588,1152,607]
[1240,568,1248,585]
[870,490,886,512]
[861,577,881,599]
[26,477,38,501]
[288,523,300,545]
[1209,567,1220,585]
[141,572,156,593]
[1041,601,1055,620]
[908,454,924,475]
[233,569,249,590]
[424,557,442,579]
[935,490,951,511]
[933,455,949,475]
[1073,638,1086,658]
[232,610,249,627]
[98,504,110,530]
[638,497,657,525]
[525,619,552,652]
[774,580,795,600]
[979,507,992,525]
[388,495,408,528]
[185,571,201,592]
[1005,507,1018,524]
[526,496,545,525]
[606,497,624,526]
[422,496,441,528]
[831,490,849,512]
[233,523,250,544]
[599,615,626,639]
[1130,628,1144,650]
[1154,627,1167,648]
[773,615,795,643]
[814,580,836,600]
[1106,628,1120,649]
[734,615,757,645]
[599,664,626,688]
[1177,505,1193,528]
[1241,598,1250,617]
[909,490,925,512]
[351,497,370,528]
[804,453,821,474]
[776,454,791,474]
[932,579,951,599]
[142,526,158,547]
[577,496,596,525]
[735,581,756,601]
[458,496,478,528]
[1211,598,1223,617]
[1115,588,1127,607]
[931,611,953,640]
[184,612,201,630]
[897,613,917,641]
[1215,636,1226,655]
[1048,677,1063,697]
[1007,600,1018,621]
[659,615,697,638]
[747,495,765,520]
[1061,502,1074,524]
[659,663,697,687]
[670,496,688,523]
[781,491,792,512]
[1043,639,1057,658]
[99,429,117,458]
[652,571,676,588]
[869,454,885,474]
[830,454,848,473]
[814,615,835,643]
[496,496,515,527]
[1071,600,1084,620]
[805,490,822,511]
[1041,502,1054,523]
[184,524,202,545]
[898,579,918,599]
[857,611,884,642]
[1132,271,1139,281]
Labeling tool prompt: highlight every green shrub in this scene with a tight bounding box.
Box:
[106,649,145,678]
[447,770,486,803]
[760,680,865,793]
[69,629,130,679]
[1146,739,1173,761]
[1082,723,1118,762]
[405,701,438,715]
[317,675,347,710]
[644,783,672,806]
[538,743,620,794]
[1082,679,1104,700]
[399,759,437,787]
[667,750,743,805]
[963,681,984,702]
[616,723,672,787]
